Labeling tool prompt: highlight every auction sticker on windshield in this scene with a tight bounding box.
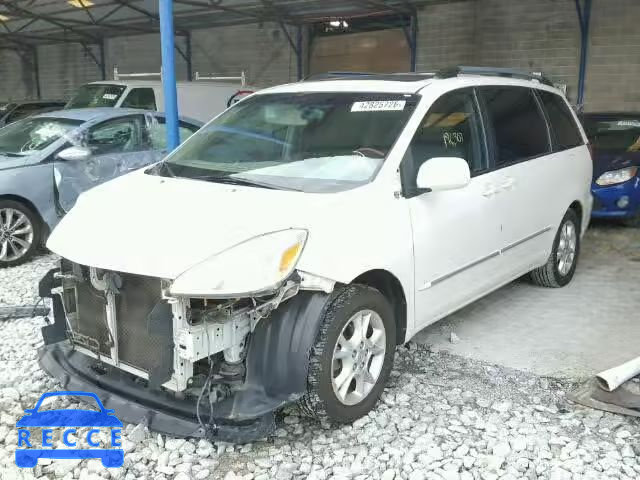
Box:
[15,391,124,468]
[351,100,406,112]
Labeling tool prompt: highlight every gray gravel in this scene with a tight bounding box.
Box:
[0,252,58,307]
[1,255,639,480]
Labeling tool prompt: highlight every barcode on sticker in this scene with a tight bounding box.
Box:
[351,100,406,112]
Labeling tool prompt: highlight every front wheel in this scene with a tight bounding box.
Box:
[530,208,581,288]
[300,285,396,423]
[0,200,41,268]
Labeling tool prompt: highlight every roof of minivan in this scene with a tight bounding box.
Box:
[258,75,564,96]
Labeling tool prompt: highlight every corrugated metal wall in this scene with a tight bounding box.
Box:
[1,0,639,112]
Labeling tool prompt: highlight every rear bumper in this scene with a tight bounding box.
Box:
[38,341,275,443]
[591,177,640,219]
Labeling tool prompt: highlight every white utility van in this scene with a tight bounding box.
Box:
[65,69,256,123]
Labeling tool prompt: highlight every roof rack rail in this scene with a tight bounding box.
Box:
[436,66,554,86]
[303,72,376,81]
[303,71,437,82]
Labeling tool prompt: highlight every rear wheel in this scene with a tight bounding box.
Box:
[300,285,396,422]
[0,200,41,268]
[530,208,580,288]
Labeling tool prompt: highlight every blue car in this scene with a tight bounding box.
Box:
[0,108,201,267]
[582,113,640,226]
[15,391,124,468]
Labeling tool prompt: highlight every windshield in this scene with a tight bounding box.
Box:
[582,116,640,153]
[159,92,418,193]
[0,117,82,157]
[66,84,127,109]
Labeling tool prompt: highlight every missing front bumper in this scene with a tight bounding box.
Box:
[38,341,276,443]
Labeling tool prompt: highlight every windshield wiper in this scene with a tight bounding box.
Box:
[193,175,302,191]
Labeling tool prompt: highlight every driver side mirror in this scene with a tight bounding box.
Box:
[416,157,471,192]
[57,146,91,162]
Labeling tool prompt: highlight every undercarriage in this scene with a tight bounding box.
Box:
[38,260,334,442]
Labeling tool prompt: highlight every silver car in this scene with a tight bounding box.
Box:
[0,108,201,267]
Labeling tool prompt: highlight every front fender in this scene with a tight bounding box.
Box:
[237,291,332,409]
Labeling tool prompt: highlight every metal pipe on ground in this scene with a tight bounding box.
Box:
[596,356,640,392]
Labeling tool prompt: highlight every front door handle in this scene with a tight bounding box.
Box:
[498,178,515,191]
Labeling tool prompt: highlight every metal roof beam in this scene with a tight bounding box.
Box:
[173,0,265,21]
[3,1,100,42]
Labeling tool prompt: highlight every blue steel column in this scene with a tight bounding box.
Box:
[159,0,180,151]
[575,0,592,107]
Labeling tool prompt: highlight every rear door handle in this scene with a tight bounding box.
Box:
[482,185,497,197]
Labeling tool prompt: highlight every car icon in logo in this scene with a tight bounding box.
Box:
[15,391,124,468]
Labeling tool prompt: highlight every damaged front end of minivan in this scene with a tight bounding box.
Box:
[37,231,337,443]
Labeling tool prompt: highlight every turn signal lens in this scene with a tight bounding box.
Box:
[279,242,303,274]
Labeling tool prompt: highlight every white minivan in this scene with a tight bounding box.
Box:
[41,68,592,441]
[66,78,255,123]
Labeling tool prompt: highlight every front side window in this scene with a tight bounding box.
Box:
[85,116,143,155]
[402,89,485,190]
[538,91,583,151]
[0,117,82,158]
[582,115,640,153]
[120,88,157,110]
[66,84,127,109]
[159,92,419,193]
[480,87,550,166]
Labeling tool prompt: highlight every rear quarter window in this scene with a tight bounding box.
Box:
[538,91,583,151]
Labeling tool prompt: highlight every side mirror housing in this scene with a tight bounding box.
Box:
[57,146,91,162]
[415,157,471,192]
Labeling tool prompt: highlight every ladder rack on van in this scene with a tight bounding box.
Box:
[113,67,162,81]
[194,71,246,86]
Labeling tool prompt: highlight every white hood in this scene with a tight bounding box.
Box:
[47,169,342,279]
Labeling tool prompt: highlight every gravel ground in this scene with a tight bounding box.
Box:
[1,249,640,480]
[0,252,58,308]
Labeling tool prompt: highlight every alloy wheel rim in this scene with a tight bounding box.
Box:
[0,208,34,262]
[556,220,577,276]
[331,309,386,406]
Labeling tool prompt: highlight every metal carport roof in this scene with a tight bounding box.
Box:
[0,0,451,48]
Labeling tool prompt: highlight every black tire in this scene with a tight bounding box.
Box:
[0,199,41,268]
[622,211,640,228]
[299,284,396,423]
[530,208,581,288]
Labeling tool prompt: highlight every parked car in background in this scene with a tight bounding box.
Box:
[41,69,592,441]
[66,80,256,123]
[0,100,66,128]
[581,112,640,226]
[0,108,201,267]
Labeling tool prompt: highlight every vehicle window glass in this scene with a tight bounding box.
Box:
[5,104,46,123]
[0,117,82,157]
[160,92,419,193]
[538,91,583,151]
[480,87,550,166]
[120,88,157,110]
[403,89,485,188]
[85,116,143,155]
[582,116,640,152]
[66,84,126,109]
[146,117,198,150]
